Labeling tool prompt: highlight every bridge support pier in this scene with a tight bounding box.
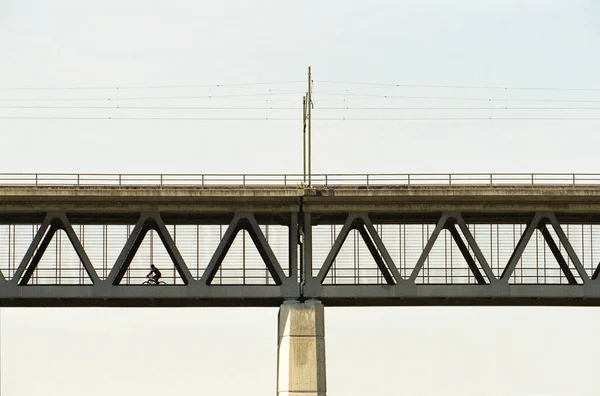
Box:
[277,299,326,396]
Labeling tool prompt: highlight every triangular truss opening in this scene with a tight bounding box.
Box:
[409,214,494,285]
[316,214,401,285]
[507,222,585,285]
[322,229,389,285]
[107,214,193,286]
[14,214,99,286]
[414,223,490,285]
[367,223,438,280]
[28,229,94,285]
[210,229,280,285]
[120,229,187,285]
[200,213,286,285]
[502,213,588,285]
[72,224,131,281]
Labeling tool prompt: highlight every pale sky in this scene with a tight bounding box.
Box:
[1,1,600,395]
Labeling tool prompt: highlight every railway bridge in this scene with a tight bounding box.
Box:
[1,172,600,396]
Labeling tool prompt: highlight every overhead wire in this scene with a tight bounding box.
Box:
[318,80,600,92]
[0,92,304,102]
[2,79,600,121]
[3,94,600,104]
[313,92,600,104]
[0,80,304,91]
[2,116,600,121]
[2,80,600,104]
[0,105,302,110]
[0,116,299,121]
[1,105,600,110]
[4,79,599,92]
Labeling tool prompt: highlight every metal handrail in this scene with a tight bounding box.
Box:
[0,173,599,187]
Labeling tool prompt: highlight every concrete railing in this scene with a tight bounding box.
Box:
[0,173,599,187]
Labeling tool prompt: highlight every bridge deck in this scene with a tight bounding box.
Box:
[1,185,600,217]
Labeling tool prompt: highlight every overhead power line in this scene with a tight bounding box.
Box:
[0,105,301,110]
[2,93,600,104]
[0,116,299,121]
[0,92,304,102]
[319,80,600,92]
[314,92,600,104]
[1,73,600,122]
[0,81,304,91]
[2,116,600,121]
[1,105,600,111]
[2,80,599,92]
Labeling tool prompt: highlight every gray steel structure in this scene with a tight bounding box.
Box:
[2,179,600,306]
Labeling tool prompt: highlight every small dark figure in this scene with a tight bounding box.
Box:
[146,264,162,284]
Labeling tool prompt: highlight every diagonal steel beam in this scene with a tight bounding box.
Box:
[242,213,286,285]
[446,223,486,284]
[356,224,395,284]
[200,214,244,285]
[546,214,589,283]
[12,215,53,284]
[19,226,57,285]
[500,213,543,282]
[358,213,404,284]
[316,215,355,283]
[409,214,449,283]
[594,264,600,280]
[453,214,497,283]
[152,214,194,285]
[107,215,150,285]
[55,213,100,284]
[538,223,578,285]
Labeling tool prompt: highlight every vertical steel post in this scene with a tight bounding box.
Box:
[303,96,307,185]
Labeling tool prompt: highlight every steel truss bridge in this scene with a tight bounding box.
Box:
[2,173,600,306]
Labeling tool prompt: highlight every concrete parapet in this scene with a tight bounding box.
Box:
[3,185,600,215]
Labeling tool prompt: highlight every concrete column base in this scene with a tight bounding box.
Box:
[277,299,326,396]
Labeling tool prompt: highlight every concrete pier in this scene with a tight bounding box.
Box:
[277,300,326,396]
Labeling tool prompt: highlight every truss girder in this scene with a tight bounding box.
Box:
[2,211,600,306]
